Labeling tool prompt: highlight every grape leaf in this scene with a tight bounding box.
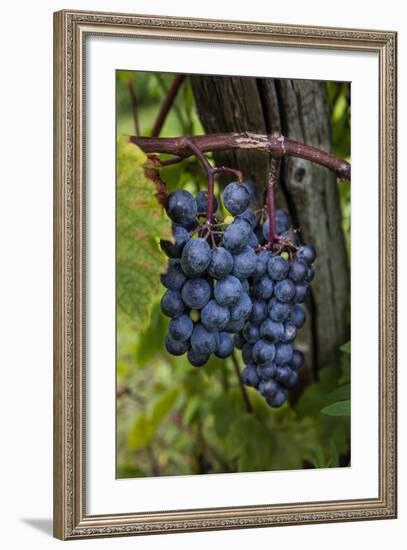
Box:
[226,414,273,472]
[321,400,351,417]
[150,388,179,427]
[127,414,156,451]
[117,70,136,83]
[117,135,172,331]
[340,341,351,354]
[127,388,179,452]
[326,384,350,403]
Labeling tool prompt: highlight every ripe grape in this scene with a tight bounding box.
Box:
[169,314,194,342]
[249,299,268,324]
[242,180,257,206]
[233,332,245,350]
[181,238,211,276]
[190,323,219,354]
[258,363,277,382]
[165,334,189,356]
[260,319,285,342]
[208,247,234,279]
[290,349,304,370]
[166,189,197,225]
[266,389,287,408]
[282,322,297,343]
[296,243,316,264]
[224,317,246,333]
[222,182,250,215]
[215,332,234,358]
[267,255,289,281]
[237,208,257,228]
[160,259,187,291]
[289,259,308,283]
[188,348,210,367]
[242,322,260,344]
[259,378,279,397]
[293,282,309,303]
[242,342,254,363]
[275,343,294,365]
[274,279,295,302]
[181,278,211,309]
[160,224,189,258]
[289,304,306,328]
[232,246,257,280]
[160,290,185,318]
[230,292,252,322]
[242,365,260,388]
[196,190,219,214]
[252,340,276,365]
[252,274,274,300]
[268,298,290,322]
[222,218,252,254]
[253,250,271,280]
[201,300,230,332]
[214,275,242,306]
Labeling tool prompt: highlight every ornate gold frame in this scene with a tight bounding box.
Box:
[53,9,397,540]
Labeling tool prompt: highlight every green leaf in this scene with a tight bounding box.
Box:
[117,135,172,332]
[135,302,169,366]
[321,400,351,417]
[226,415,273,472]
[117,70,136,83]
[327,384,350,403]
[295,366,341,418]
[127,388,178,452]
[182,396,201,425]
[340,341,351,354]
[150,388,179,428]
[212,392,241,439]
[127,414,156,451]
[117,463,147,478]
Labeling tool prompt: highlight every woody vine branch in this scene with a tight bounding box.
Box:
[131,132,351,181]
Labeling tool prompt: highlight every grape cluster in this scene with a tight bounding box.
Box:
[236,239,316,408]
[160,180,316,407]
[160,182,254,367]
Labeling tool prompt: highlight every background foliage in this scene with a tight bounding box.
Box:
[116,71,351,478]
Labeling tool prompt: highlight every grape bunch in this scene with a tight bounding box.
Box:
[160,182,255,367]
[159,179,316,407]
[236,240,316,408]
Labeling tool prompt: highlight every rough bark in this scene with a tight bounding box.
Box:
[191,75,350,378]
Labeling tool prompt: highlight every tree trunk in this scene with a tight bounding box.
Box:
[190,75,350,381]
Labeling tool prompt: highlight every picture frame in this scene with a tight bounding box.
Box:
[53,9,397,540]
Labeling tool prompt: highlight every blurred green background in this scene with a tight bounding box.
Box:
[116,71,351,479]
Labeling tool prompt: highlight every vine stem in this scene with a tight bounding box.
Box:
[230,351,253,413]
[230,352,275,438]
[151,74,185,137]
[267,156,281,246]
[186,138,215,223]
[127,80,140,136]
[131,132,351,180]
[186,139,243,226]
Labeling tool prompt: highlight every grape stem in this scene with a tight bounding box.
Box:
[186,138,216,224]
[130,132,351,181]
[267,156,280,246]
[186,138,243,228]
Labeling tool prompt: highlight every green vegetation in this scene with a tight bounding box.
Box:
[116,72,351,478]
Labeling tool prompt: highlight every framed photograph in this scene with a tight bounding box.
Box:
[53,9,397,540]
